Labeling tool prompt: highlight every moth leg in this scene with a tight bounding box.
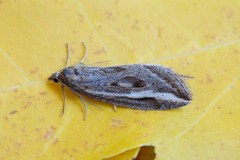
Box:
[61,84,66,115]
[113,105,117,112]
[78,95,88,121]
[80,41,88,64]
[79,96,103,110]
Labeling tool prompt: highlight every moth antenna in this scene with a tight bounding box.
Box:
[79,96,103,110]
[65,43,70,68]
[78,95,88,121]
[113,104,117,112]
[80,41,88,63]
[61,84,66,115]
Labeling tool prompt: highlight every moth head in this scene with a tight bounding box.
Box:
[48,72,60,83]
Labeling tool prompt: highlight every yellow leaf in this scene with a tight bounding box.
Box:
[0,0,239,160]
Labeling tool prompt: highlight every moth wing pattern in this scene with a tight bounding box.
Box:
[57,64,192,110]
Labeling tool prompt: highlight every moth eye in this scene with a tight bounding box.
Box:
[101,67,126,74]
[53,78,59,83]
[110,76,147,88]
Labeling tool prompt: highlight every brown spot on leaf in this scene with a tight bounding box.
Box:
[98,133,103,137]
[30,68,39,74]
[111,118,128,128]
[131,20,140,30]
[94,142,106,148]
[22,101,32,109]
[35,128,41,132]
[157,27,162,38]
[62,149,69,154]
[132,24,140,30]
[94,48,106,55]
[27,96,33,99]
[44,127,55,140]
[9,110,17,115]
[134,120,146,127]
[39,91,47,96]
[46,100,52,104]
[115,0,119,5]
[83,141,91,150]
[72,148,79,153]
[16,142,22,148]
[53,139,59,145]
[206,74,213,83]
[105,11,114,20]
[234,49,239,54]
[78,13,84,23]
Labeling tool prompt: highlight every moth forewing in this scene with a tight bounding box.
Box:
[52,64,191,110]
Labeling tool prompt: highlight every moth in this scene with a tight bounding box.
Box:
[49,43,192,119]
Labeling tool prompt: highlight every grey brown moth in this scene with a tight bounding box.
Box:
[49,43,192,117]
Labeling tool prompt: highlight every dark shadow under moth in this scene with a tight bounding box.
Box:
[49,63,192,110]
